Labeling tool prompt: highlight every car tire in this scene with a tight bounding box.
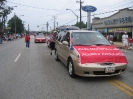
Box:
[55,50,60,61]
[67,59,76,78]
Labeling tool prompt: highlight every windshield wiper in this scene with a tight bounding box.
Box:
[92,44,110,46]
[73,44,93,46]
[73,44,85,46]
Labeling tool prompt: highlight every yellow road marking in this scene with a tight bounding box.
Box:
[108,79,133,97]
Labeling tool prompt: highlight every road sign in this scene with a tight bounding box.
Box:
[6,27,11,29]
[82,5,97,12]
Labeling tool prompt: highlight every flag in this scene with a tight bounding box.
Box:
[70,34,74,50]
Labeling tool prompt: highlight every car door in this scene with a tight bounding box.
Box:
[59,32,70,65]
[55,32,66,62]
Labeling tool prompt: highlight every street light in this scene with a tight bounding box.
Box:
[66,8,78,24]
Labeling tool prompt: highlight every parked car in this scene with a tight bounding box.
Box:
[34,35,46,43]
[55,30,128,78]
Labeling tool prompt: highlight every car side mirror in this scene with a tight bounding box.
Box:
[62,41,68,45]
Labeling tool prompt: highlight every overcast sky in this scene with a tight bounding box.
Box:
[6,0,133,31]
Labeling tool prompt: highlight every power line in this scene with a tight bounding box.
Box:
[62,6,133,25]
[45,0,74,25]
[96,0,129,13]
[91,6,133,17]
[7,1,59,11]
[102,1,133,12]
[62,18,77,25]
[55,0,75,16]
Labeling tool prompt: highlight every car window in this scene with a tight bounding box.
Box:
[63,32,70,45]
[57,33,62,41]
[57,31,66,42]
[60,35,66,42]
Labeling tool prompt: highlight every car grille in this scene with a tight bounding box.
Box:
[93,69,123,75]
[99,62,115,66]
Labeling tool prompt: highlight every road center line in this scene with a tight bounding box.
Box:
[108,79,133,97]
[14,53,21,62]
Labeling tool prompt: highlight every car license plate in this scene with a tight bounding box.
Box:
[105,67,115,73]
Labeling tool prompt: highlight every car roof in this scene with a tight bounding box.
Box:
[36,35,44,37]
[56,26,80,31]
[67,30,99,33]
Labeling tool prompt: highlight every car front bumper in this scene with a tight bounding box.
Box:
[74,62,127,77]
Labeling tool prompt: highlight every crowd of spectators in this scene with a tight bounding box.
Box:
[0,33,24,44]
[106,34,133,50]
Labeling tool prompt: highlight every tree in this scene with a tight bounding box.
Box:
[7,15,24,34]
[74,21,87,29]
[0,0,13,33]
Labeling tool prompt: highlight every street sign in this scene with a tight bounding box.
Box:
[82,5,97,12]
[6,27,11,29]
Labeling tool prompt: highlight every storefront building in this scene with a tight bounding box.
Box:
[91,8,133,41]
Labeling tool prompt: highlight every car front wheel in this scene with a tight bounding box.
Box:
[68,59,76,78]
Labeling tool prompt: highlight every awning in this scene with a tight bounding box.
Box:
[114,30,127,33]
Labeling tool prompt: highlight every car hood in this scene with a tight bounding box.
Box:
[74,46,128,64]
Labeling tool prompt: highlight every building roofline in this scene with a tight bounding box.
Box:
[96,8,133,20]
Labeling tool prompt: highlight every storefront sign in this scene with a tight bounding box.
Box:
[82,5,97,12]
[108,27,131,33]
[104,16,133,25]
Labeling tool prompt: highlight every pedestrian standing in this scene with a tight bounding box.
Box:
[122,32,128,50]
[49,31,57,55]
[25,34,30,50]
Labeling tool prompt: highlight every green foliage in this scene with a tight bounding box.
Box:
[0,0,13,32]
[7,15,24,33]
[74,21,87,28]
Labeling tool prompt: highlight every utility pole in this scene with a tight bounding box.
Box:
[46,22,49,33]
[76,0,84,29]
[57,22,58,27]
[53,16,56,30]
[28,24,29,32]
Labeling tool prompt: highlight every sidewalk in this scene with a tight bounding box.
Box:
[114,42,133,50]
[114,42,123,48]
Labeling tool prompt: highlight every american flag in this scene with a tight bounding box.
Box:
[70,34,74,50]
[50,32,57,42]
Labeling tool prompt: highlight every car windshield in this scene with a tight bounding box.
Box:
[37,32,44,35]
[71,32,111,46]
[36,35,45,38]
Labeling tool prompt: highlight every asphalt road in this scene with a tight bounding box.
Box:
[0,36,133,99]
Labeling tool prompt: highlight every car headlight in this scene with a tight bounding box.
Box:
[75,55,80,63]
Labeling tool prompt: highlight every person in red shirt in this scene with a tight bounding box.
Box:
[25,34,30,49]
